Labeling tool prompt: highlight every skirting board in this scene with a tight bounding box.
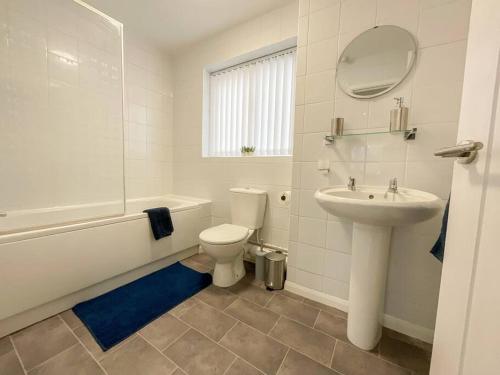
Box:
[285,280,435,344]
[0,246,198,338]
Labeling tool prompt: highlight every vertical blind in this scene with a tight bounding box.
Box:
[205,48,296,157]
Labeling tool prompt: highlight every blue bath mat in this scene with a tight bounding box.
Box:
[73,262,212,351]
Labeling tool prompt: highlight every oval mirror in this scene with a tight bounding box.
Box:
[337,25,417,99]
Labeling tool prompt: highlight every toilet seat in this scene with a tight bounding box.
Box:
[199,224,249,245]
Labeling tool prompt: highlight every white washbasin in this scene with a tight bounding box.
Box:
[314,185,441,226]
[314,184,442,350]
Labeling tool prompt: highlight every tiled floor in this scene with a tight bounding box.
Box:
[0,254,432,375]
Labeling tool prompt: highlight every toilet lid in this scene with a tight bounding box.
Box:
[199,224,249,245]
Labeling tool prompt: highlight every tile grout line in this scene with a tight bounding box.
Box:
[216,319,240,344]
[58,315,110,375]
[8,336,28,375]
[276,347,290,374]
[329,338,337,369]
[156,326,191,353]
[136,331,183,369]
[266,314,340,370]
[221,357,237,375]
[25,342,81,374]
[312,308,321,328]
[173,317,265,375]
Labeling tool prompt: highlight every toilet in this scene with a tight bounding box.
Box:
[199,187,267,287]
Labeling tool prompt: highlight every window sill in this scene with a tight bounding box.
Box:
[202,155,292,162]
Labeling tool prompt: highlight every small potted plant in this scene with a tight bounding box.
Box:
[240,146,256,156]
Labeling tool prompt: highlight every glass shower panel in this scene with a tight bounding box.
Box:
[0,0,125,233]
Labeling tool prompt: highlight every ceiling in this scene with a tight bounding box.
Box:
[85,0,293,52]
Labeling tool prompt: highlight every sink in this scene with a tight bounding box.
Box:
[314,185,441,350]
[315,186,441,226]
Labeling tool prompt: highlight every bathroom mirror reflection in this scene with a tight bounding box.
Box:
[337,25,417,99]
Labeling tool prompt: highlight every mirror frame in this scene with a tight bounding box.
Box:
[336,25,418,99]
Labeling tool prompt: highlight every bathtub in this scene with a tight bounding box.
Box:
[0,195,211,336]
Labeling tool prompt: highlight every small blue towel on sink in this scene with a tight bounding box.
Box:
[143,207,174,240]
[431,197,450,263]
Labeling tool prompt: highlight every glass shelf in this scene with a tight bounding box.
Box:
[324,127,417,144]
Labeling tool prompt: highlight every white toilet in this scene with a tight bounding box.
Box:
[199,187,267,287]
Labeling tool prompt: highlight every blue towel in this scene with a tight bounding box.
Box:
[431,197,450,262]
[143,207,174,240]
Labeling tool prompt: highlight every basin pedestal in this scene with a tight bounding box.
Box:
[347,223,392,350]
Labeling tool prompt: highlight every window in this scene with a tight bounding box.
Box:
[204,47,296,157]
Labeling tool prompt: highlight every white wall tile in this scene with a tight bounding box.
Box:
[323,250,351,282]
[297,242,326,274]
[406,123,458,162]
[294,105,305,134]
[308,3,341,43]
[405,160,454,199]
[417,0,471,47]
[326,219,353,253]
[365,133,408,162]
[304,101,334,133]
[298,216,327,247]
[297,269,324,291]
[323,277,349,299]
[299,189,327,219]
[307,37,338,74]
[364,162,406,186]
[376,0,420,33]
[305,70,336,103]
[339,0,376,35]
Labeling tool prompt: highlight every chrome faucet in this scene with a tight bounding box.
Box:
[347,176,356,191]
[388,177,398,193]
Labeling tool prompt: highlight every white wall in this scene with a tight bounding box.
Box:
[123,33,174,199]
[289,0,471,332]
[172,2,298,248]
[0,0,124,217]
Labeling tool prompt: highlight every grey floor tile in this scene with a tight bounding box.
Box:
[331,341,412,375]
[276,290,304,302]
[188,253,215,268]
[278,349,340,375]
[74,326,137,362]
[29,344,104,375]
[378,335,431,375]
[169,298,199,318]
[59,310,83,330]
[179,302,236,341]
[0,336,13,356]
[228,280,273,307]
[196,285,238,310]
[225,358,263,375]
[225,298,279,334]
[164,329,235,375]
[220,322,288,375]
[180,259,211,273]
[269,318,336,367]
[303,299,348,319]
[0,350,25,375]
[12,316,77,370]
[139,314,189,350]
[101,336,176,375]
[314,311,348,341]
[267,294,319,327]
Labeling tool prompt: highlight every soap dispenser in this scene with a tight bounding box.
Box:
[389,97,409,132]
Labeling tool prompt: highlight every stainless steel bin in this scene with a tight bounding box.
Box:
[264,252,286,290]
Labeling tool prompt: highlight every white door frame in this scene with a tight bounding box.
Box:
[430,0,500,373]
